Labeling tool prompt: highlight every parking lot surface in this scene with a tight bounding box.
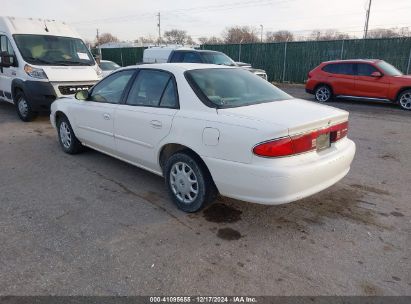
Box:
[0,86,410,296]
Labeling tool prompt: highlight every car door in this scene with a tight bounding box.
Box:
[71,69,135,154]
[0,35,17,102]
[114,69,179,171]
[355,63,389,98]
[323,63,356,96]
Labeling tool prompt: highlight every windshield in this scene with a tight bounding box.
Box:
[14,34,95,66]
[200,52,236,66]
[186,68,292,108]
[377,61,403,76]
[100,61,120,71]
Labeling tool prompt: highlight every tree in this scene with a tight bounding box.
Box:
[198,36,224,45]
[222,26,259,44]
[265,30,294,42]
[310,30,350,41]
[163,29,193,45]
[97,33,119,45]
[366,27,411,38]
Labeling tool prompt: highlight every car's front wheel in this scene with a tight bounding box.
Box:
[15,91,38,122]
[164,152,217,213]
[398,89,411,111]
[314,85,332,102]
[57,115,84,154]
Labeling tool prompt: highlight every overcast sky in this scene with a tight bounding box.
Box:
[3,0,411,41]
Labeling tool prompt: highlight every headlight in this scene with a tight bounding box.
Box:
[24,64,48,79]
[95,66,103,78]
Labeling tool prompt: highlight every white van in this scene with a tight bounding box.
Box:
[0,17,103,121]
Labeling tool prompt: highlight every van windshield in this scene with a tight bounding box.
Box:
[13,34,95,66]
[186,68,292,108]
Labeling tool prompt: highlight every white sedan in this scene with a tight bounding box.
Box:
[50,63,356,212]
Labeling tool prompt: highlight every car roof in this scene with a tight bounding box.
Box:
[323,59,382,64]
[120,63,234,73]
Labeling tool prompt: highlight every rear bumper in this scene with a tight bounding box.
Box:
[305,88,314,94]
[203,138,356,205]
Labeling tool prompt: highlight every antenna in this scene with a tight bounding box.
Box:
[44,20,49,32]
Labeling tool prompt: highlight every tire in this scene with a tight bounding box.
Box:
[397,89,411,111]
[314,85,332,102]
[164,152,217,213]
[56,115,84,154]
[15,91,38,122]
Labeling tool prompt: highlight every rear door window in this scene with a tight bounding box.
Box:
[182,52,202,63]
[126,69,178,108]
[323,63,355,75]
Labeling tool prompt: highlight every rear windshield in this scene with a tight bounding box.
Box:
[185,68,292,108]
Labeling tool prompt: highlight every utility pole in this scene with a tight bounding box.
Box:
[157,12,161,45]
[96,28,101,58]
[363,0,372,39]
[260,25,264,43]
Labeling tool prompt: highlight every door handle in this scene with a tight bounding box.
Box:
[103,113,111,120]
[150,120,162,128]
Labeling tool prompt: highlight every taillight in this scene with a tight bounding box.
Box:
[253,121,349,158]
[307,71,312,79]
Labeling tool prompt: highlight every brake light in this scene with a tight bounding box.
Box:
[307,71,312,79]
[253,121,349,158]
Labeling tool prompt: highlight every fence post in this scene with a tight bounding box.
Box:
[120,49,124,67]
[407,47,411,75]
[340,40,345,60]
[282,40,288,83]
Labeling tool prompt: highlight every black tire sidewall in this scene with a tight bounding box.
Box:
[164,153,209,213]
[398,90,411,111]
[15,91,37,122]
[315,85,332,102]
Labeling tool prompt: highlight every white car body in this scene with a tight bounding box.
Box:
[50,63,355,205]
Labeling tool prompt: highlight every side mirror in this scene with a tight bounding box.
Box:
[371,71,382,77]
[75,90,90,100]
[0,53,15,68]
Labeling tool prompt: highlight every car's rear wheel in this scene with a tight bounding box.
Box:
[398,90,411,111]
[57,115,84,154]
[314,85,332,102]
[164,152,217,213]
[15,91,38,122]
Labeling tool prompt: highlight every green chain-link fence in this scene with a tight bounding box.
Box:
[98,37,411,83]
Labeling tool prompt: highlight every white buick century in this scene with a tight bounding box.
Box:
[50,63,356,212]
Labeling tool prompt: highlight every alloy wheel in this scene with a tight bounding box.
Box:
[170,162,199,204]
[399,92,411,110]
[59,122,72,149]
[316,87,331,102]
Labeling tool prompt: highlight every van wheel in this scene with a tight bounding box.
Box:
[164,152,217,213]
[314,85,332,102]
[15,91,38,122]
[57,115,84,154]
[398,90,411,111]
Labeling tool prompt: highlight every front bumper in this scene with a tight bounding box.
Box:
[203,138,356,205]
[23,81,57,111]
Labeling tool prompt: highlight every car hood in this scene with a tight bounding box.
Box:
[218,98,349,135]
[40,66,101,82]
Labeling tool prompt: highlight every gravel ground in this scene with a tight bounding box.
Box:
[0,85,410,296]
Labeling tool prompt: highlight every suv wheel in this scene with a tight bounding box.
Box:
[57,115,84,154]
[15,91,38,122]
[164,152,217,213]
[314,85,332,102]
[398,90,411,111]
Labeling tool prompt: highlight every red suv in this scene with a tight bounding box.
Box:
[306,59,411,110]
